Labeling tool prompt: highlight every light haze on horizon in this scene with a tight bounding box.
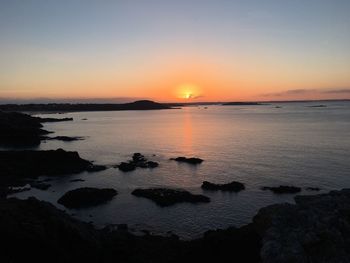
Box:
[1,0,350,102]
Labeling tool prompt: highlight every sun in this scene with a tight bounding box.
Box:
[176,83,200,100]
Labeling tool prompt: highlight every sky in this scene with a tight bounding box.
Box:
[0,0,350,102]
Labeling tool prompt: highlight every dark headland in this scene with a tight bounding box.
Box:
[0,100,170,112]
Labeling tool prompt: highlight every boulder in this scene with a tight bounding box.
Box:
[132,188,210,206]
[170,157,203,164]
[201,181,245,192]
[262,185,301,194]
[58,187,118,208]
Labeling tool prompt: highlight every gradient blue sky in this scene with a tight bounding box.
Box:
[1,0,349,101]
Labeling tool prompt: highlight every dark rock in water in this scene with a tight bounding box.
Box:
[307,104,327,108]
[58,187,118,208]
[70,179,86,182]
[36,117,73,122]
[81,118,88,120]
[262,185,301,194]
[44,136,84,141]
[306,187,320,191]
[0,149,103,191]
[30,182,51,190]
[117,153,159,172]
[118,162,136,172]
[201,181,245,192]
[132,188,210,207]
[171,156,203,164]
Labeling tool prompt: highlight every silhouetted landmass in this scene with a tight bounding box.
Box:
[201,181,245,192]
[2,189,350,262]
[117,153,159,172]
[170,156,203,164]
[58,187,118,208]
[222,102,265,106]
[0,111,50,146]
[132,188,210,206]
[0,149,106,196]
[262,185,301,194]
[0,111,76,146]
[0,100,170,112]
[306,187,320,191]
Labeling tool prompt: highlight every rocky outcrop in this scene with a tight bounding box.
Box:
[131,188,210,206]
[43,136,84,141]
[58,187,118,208]
[117,153,159,172]
[30,182,51,190]
[253,189,350,263]
[262,185,301,194]
[0,111,50,146]
[170,157,204,164]
[201,181,245,192]
[0,149,106,191]
[37,117,73,122]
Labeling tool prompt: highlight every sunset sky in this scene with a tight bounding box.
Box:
[1,0,350,102]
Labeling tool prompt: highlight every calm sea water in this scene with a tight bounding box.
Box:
[10,101,350,239]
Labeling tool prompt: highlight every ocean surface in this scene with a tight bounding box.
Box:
[9,101,350,239]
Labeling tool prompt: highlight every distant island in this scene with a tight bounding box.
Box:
[0,100,171,112]
[222,102,265,106]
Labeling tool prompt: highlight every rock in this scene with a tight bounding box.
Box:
[58,187,118,208]
[262,185,301,194]
[170,157,204,164]
[117,153,159,172]
[306,187,320,191]
[118,162,136,172]
[36,117,73,122]
[0,149,104,191]
[30,182,51,190]
[70,179,86,182]
[132,188,210,207]
[0,111,50,146]
[201,181,245,192]
[44,136,84,141]
[253,189,350,263]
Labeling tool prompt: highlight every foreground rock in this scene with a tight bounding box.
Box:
[132,188,210,207]
[30,182,51,190]
[0,197,261,263]
[262,185,301,194]
[0,111,50,146]
[201,181,245,192]
[0,149,106,193]
[170,156,203,164]
[254,189,350,262]
[58,187,118,208]
[117,153,159,172]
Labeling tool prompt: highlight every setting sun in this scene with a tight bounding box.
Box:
[176,83,201,100]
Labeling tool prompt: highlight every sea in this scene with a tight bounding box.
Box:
[8,101,350,239]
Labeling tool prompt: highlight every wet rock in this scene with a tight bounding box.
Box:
[44,136,84,141]
[30,182,51,190]
[117,153,159,172]
[262,185,301,194]
[170,157,204,164]
[86,164,107,172]
[306,187,320,191]
[132,188,210,207]
[201,181,245,192]
[58,187,118,208]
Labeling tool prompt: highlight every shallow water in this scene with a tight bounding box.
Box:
[8,101,350,239]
